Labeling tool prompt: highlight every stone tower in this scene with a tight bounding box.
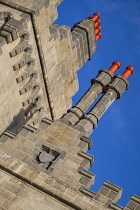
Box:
[0,0,139,209]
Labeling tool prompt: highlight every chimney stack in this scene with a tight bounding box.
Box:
[61,62,121,126]
[75,65,134,136]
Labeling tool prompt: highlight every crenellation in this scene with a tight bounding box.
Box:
[94,181,122,206]
[80,188,96,199]
[0,0,138,209]
[0,159,139,210]
[125,195,140,210]
[110,203,124,210]
[0,117,96,199]
[78,135,92,151]
[79,168,95,189]
[78,150,94,170]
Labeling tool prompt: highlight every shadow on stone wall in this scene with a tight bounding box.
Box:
[3,108,32,135]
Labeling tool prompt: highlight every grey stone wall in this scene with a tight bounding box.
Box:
[0,0,97,135]
[0,119,139,209]
[0,5,53,135]
[0,120,94,191]
[0,1,138,210]
[0,170,71,210]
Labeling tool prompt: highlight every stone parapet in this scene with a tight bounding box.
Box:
[0,165,139,210]
[0,119,94,191]
[0,118,139,210]
[94,181,122,205]
[125,195,140,210]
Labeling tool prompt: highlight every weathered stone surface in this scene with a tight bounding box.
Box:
[0,1,138,210]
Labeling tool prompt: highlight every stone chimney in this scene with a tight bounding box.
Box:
[61,61,121,126]
[75,66,134,136]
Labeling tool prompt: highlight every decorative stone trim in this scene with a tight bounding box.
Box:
[0,130,17,142]
[23,139,66,175]
[78,135,92,150]
[80,187,96,198]
[78,150,94,169]
[23,124,38,133]
[42,118,54,125]
[78,167,95,188]
[110,203,124,210]
[3,130,17,139]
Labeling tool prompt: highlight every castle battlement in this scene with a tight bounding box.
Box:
[0,119,140,209]
[0,0,139,209]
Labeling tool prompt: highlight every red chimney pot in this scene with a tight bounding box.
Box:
[96,32,102,41]
[95,20,101,28]
[122,66,134,79]
[108,61,121,73]
[89,12,100,21]
[95,26,102,35]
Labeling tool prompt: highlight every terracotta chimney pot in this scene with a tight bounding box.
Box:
[95,26,102,35]
[96,32,102,40]
[109,61,121,73]
[95,20,101,28]
[89,12,100,21]
[122,66,134,79]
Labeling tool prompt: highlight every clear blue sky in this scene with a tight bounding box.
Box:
[55,0,140,206]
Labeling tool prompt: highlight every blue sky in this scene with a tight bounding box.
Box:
[55,0,140,206]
